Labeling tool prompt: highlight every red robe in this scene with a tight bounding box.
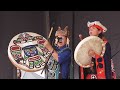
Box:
[80,40,116,79]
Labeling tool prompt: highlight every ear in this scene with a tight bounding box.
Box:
[58,26,61,30]
[64,26,69,37]
[64,26,68,30]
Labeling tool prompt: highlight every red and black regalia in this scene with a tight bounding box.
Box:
[80,21,116,79]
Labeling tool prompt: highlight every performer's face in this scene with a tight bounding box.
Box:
[89,26,102,36]
[56,35,67,48]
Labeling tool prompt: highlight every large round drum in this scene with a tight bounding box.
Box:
[74,36,105,68]
[8,32,51,72]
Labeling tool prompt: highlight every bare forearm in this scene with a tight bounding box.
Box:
[44,40,58,61]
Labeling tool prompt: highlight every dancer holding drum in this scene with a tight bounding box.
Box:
[74,21,116,79]
[44,26,71,79]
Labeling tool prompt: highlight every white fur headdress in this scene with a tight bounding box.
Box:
[55,26,69,37]
[55,26,70,46]
[87,21,107,33]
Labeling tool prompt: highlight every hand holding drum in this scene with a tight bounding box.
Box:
[74,36,105,68]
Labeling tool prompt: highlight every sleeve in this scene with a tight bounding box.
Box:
[58,49,71,64]
[103,42,112,79]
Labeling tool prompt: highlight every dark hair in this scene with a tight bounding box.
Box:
[97,28,105,39]
[98,32,104,39]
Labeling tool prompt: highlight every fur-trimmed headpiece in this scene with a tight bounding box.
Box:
[55,26,70,46]
[55,26,69,37]
[87,21,107,33]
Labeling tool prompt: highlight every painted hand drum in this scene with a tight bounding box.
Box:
[74,36,105,68]
[8,32,51,72]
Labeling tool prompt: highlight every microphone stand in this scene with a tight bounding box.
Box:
[41,51,53,74]
[41,26,54,76]
[112,49,120,59]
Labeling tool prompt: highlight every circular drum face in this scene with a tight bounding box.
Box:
[74,36,105,68]
[8,32,51,72]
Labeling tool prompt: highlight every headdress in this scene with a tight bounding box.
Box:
[55,26,69,37]
[87,21,107,33]
[55,26,70,46]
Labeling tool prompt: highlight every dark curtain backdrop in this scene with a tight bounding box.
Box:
[0,11,120,79]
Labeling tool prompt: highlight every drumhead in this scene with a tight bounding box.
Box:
[8,32,51,72]
[74,36,105,68]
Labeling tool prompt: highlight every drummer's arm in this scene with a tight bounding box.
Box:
[51,50,58,61]
[88,49,96,58]
[88,50,102,59]
[44,40,71,63]
[48,48,71,64]
[44,40,59,61]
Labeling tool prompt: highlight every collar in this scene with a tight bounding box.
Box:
[56,45,67,51]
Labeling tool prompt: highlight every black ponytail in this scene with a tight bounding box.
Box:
[98,32,104,39]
